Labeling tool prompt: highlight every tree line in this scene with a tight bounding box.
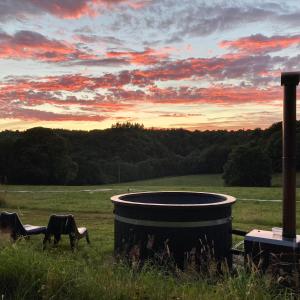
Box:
[0,121,299,185]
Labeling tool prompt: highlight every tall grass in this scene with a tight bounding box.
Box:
[0,242,295,300]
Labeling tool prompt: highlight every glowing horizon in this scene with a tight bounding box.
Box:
[1,0,300,131]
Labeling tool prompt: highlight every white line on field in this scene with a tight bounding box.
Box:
[236,198,300,202]
[237,198,282,202]
[0,188,114,193]
[0,191,298,203]
[0,188,145,193]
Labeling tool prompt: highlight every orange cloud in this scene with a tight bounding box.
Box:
[0,91,135,123]
[0,30,95,63]
[125,57,227,86]
[0,31,173,67]
[0,30,284,79]
[127,53,283,86]
[144,85,282,105]
[0,0,150,21]
[220,34,300,55]
[9,108,108,122]
[0,71,283,124]
[0,74,128,97]
[106,47,173,65]
[1,72,281,109]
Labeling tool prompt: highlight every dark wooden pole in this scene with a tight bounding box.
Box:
[281,72,300,239]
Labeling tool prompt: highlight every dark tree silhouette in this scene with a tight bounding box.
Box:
[0,121,299,185]
[223,144,272,187]
[9,128,78,184]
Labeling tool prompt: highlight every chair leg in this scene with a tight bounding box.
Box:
[86,231,90,244]
[54,234,61,245]
[10,232,17,242]
[43,235,51,250]
[69,235,76,251]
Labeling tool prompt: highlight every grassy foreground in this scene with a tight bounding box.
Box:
[0,174,299,299]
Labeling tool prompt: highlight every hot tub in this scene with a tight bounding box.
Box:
[111,191,236,269]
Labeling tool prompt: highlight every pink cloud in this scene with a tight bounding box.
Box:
[0,31,172,67]
[0,30,287,79]
[2,107,108,122]
[106,47,173,65]
[0,74,282,110]
[0,0,150,21]
[0,90,136,123]
[143,85,282,105]
[0,74,129,96]
[0,70,284,124]
[220,34,300,55]
[126,53,285,86]
[0,30,95,63]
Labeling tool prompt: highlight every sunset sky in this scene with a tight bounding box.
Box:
[1,0,300,131]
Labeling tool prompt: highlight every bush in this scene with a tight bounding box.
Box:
[223,145,272,187]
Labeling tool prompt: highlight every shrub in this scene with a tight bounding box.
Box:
[223,145,272,187]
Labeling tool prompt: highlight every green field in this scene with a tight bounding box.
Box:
[0,174,299,299]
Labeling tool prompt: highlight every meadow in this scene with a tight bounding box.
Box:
[0,174,299,299]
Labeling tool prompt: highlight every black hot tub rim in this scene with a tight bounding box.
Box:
[111,191,236,208]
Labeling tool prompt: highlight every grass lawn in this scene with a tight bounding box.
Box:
[0,174,299,299]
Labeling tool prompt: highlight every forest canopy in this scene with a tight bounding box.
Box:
[0,122,297,185]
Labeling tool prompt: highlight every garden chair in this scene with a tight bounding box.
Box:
[43,214,90,250]
[0,211,46,240]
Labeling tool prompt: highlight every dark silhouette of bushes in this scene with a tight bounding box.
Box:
[0,121,299,185]
[223,144,272,187]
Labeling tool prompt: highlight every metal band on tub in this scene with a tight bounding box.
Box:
[114,215,231,228]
